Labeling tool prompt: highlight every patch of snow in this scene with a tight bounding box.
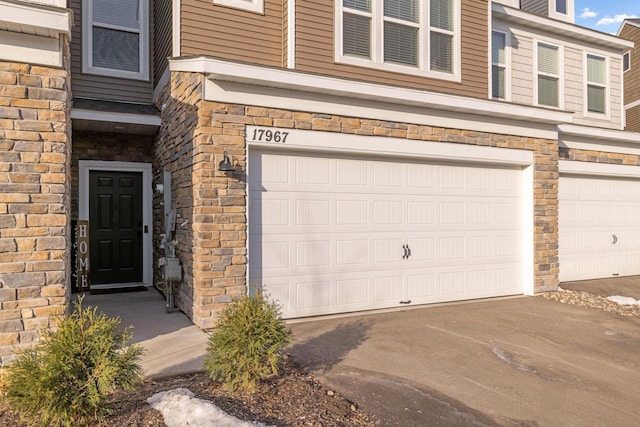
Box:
[557,286,564,291]
[147,388,270,427]
[607,296,640,306]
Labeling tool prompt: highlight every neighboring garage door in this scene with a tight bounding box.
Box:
[559,174,640,282]
[249,150,524,318]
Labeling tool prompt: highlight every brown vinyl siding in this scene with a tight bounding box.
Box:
[70,0,153,104]
[180,0,285,68]
[520,0,548,17]
[154,0,173,85]
[626,105,640,133]
[283,0,288,68]
[294,0,489,99]
[620,25,640,105]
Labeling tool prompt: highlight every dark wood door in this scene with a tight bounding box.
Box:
[89,171,143,284]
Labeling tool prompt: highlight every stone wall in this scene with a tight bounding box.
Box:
[0,48,71,365]
[160,71,559,329]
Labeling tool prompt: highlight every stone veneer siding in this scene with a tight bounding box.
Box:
[158,72,559,329]
[0,50,72,365]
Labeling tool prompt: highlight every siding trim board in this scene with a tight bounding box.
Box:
[170,56,573,127]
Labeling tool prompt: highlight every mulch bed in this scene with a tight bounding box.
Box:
[0,357,376,426]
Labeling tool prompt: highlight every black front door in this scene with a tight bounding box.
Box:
[89,171,143,285]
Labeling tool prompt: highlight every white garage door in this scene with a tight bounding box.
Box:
[249,150,524,318]
[559,175,640,282]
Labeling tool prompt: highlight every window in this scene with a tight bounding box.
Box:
[338,0,460,79]
[536,42,560,108]
[555,0,566,14]
[623,51,631,73]
[586,54,606,115]
[213,0,263,14]
[82,0,149,80]
[491,31,507,100]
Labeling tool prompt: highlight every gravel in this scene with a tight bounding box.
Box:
[539,288,640,318]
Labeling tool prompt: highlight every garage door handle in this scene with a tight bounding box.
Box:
[402,244,408,259]
[406,245,411,259]
[612,234,617,245]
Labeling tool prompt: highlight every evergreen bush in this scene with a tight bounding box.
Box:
[204,292,291,393]
[3,296,144,426]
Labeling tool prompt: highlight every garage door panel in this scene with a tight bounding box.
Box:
[560,175,640,281]
[251,150,524,318]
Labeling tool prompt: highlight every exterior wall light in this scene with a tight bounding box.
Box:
[218,151,234,171]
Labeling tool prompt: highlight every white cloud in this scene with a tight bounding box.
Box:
[596,14,639,26]
[580,8,598,19]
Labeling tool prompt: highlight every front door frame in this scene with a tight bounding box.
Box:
[79,160,153,288]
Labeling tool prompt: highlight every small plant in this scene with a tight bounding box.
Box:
[3,296,144,426]
[204,292,291,393]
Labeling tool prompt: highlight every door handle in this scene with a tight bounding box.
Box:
[402,244,408,259]
[406,244,411,259]
[612,234,618,245]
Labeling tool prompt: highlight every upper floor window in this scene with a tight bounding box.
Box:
[586,54,607,115]
[555,0,566,14]
[491,31,507,100]
[82,0,149,80]
[213,0,264,14]
[623,51,631,73]
[337,0,460,80]
[549,0,574,22]
[536,42,561,108]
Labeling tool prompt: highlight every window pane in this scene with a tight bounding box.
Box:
[492,31,506,65]
[431,0,453,31]
[384,22,418,65]
[555,0,567,14]
[93,27,140,72]
[384,0,419,23]
[588,85,605,113]
[94,0,140,29]
[538,75,558,107]
[492,65,505,99]
[587,55,605,84]
[344,0,371,12]
[344,13,371,58]
[538,43,558,74]
[430,31,452,72]
[623,52,630,72]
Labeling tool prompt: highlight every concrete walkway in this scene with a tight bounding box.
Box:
[561,274,640,299]
[83,287,209,379]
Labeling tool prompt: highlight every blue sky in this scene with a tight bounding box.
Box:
[575,0,640,34]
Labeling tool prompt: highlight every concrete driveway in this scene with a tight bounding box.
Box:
[288,297,640,426]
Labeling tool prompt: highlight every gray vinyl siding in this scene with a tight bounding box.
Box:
[520,0,548,17]
[154,0,172,86]
[70,0,153,104]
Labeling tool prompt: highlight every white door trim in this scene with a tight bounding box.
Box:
[78,160,153,287]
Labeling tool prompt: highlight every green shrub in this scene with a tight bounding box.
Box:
[3,296,144,426]
[204,293,291,393]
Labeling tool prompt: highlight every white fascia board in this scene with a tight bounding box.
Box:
[558,124,640,145]
[170,56,573,126]
[0,0,71,35]
[71,108,161,126]
[625,99,640,111]
[617,20,640,37]
[559,160,640,179]
[493,4,633,52]
[247,125,533,166]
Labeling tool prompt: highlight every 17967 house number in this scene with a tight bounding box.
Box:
[252,127,289,143]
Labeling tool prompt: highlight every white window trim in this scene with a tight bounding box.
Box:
[534,39,564,109]
[583,52,609,119]
[548,0,574,23]
[490,29,510,101]
[213,0,264,14]
[78,160,153,287]
[82,0,150,81]
[623,51,631,73]
[334,0,461,83]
